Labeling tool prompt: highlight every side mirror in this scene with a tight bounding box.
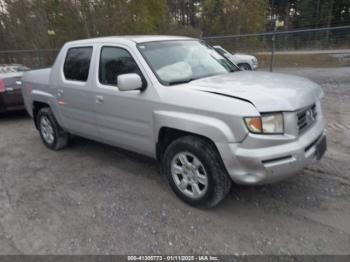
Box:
[117,73,142,91]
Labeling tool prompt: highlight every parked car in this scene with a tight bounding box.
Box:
[0,64,29,113]
[213,45,258,70]
[0,64,30,73]
[21,36,326,208]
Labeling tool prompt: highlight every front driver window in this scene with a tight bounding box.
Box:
[99,46,145,87]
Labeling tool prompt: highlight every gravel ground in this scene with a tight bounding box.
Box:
[0,67,349,255]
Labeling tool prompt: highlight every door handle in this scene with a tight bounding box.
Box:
[96,95,104,104]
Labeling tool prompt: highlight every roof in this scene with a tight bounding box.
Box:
[122,35,195,43]
[67,35,196,45]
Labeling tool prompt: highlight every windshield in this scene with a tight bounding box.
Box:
[137,40,239,85]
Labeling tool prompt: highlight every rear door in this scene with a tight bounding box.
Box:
[56,46,98,138]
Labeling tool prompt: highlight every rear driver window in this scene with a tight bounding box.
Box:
[64,47,93,82]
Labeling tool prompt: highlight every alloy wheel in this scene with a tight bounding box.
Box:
[40,116,55,144]
[170,152,208,199]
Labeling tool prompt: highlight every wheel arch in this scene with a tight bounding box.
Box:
[154,111,236,162]
[32,101,50,129]
[237,63,252,70]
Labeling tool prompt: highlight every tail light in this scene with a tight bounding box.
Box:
[0,79,5,93]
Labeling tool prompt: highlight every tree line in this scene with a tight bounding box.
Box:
[0,0,349,51]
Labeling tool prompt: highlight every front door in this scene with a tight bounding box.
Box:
[94,45,155,156]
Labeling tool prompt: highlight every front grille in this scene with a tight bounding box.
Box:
[297,104,317,134]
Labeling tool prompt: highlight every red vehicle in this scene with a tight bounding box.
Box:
[0,64,29,113]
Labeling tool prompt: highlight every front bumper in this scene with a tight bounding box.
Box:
[251,62,258,70]
[216,114,326,185]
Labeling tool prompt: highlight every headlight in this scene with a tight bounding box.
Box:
[244,113,284,134]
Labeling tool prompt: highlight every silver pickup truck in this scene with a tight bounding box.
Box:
[22,36,327,208]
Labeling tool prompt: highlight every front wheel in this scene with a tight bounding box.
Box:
[37,107,69,150]
[163,136,232,208]
[238,63,252,71]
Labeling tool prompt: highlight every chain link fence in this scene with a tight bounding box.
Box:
[203,25,350,71]
[0,26,349,71]
[0,49,58,69]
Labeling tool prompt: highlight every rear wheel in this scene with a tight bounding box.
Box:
[37,107,69,150]
[163,136,231,208]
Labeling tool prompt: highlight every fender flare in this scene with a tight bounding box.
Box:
[153,110,237,144]
[31,90,65,127]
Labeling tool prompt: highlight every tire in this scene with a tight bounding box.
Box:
[238,63,252,71]
[163,135,232,208]
[36,107,69,150]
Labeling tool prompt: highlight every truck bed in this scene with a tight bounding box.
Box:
[21,68,52,117]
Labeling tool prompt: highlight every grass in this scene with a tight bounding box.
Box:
[255,53,350,68]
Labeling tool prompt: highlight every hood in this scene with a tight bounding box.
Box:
[186,71,323,112]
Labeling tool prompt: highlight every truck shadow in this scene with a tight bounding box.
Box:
[67,135,321,213]
[217,169,335,214]
[69,135,159,173]
[0,110,29,121]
